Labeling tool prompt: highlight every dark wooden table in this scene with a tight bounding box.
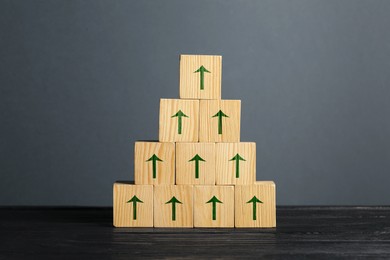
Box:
[1,207,389,259]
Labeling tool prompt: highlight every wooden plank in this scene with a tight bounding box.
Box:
[175,143,216,185]
[134,141,175,185]
[215,142,256,185]
[235,181,276,228]
[199,100,241,142]
[194,185,234,227]
[179,54,222,99]
[113,182,153,227]
[5,207,390,258]
[159,99,199,142]
[154,185,194,228]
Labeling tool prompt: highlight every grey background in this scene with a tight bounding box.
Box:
[1,0,389,206]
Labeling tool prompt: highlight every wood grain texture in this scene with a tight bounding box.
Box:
[3,207,390,258]
[154,185,194,228]
[199,100,241,142]
[194,185,234,228]
[113,182,153,227]
[215,142,256,185]
[134,142,175,185]
[159,99,199,142]
[179,54,222,99]
[175,143,215,185]
[235,181,276,228]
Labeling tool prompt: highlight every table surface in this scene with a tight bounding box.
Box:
[1,206,390,259]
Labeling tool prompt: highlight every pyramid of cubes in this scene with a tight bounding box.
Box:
[113,55,276,228]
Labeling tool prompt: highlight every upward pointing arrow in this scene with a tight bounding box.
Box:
[189,154,206,179]
[146,154,163,179]
[229,154,246,178]
[247,196,263,220]
[165,196,182,221]
[212,110,229,135]
[171,110,189,134]
[127,195,143,220]
[206,196,223,220]
[194,65,210,90]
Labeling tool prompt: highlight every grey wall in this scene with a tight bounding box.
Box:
[1,0,389,206]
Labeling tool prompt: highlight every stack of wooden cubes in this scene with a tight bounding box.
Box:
[113,55,276,228]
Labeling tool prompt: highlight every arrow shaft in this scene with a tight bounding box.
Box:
[195,160,199,179]
[235,159,240,178]
[172,203,176,221]
[212,202,217,220]
[252,202,257,220]
[178,116,182,134]
[218,115,223,134]
[200,71,204,90]
[152,159,157,179]
[133,201,137,220]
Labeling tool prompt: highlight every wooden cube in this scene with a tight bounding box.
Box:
[215,142,256,185]
[154,185,194,228]
[179,54,222,99]
[194,185,234,228]
[113,182,153,227]
[159,99,199,142]
[176,143,216,185]
[199,100,241,142]
[235,181,276,228]
[134,142,175,185]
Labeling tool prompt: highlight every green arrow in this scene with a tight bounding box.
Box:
[212,110,229,135]
[189,154,206,179]
[206,196,223,220]
[229,154,246,178]
[165,196,182,221]
[171,110,189,134]
[126,195,143,220]
[194,65,210,90]
[247,196,263,220]
[146,154,163,179]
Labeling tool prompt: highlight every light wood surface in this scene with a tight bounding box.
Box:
[175,143,216,185]
[179,54,222,99]
[134,142,175,185]
[235,181,276,228]
[115,54,273,229]
[159,99,199,142]
[194,185,234,228]
[215,142,256,185]
[113,182,153,227]
[154,185,194,228]
[199,100,241,142]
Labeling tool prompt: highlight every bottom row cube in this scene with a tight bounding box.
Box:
[113,181,276,228]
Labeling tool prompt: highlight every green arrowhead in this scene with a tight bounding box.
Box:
[126,195,144,220]
[189,154,206,179]
[146,154,163,179]
[172,110,188,118]
[171,110,189,134]
[246,196,263,220]
[206,196,223,220]
[229,153,246,178]
[194,65,210,90]
[165,196,183,221]
[212,110,229,134]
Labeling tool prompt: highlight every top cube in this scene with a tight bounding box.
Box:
[179,55,222,100]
